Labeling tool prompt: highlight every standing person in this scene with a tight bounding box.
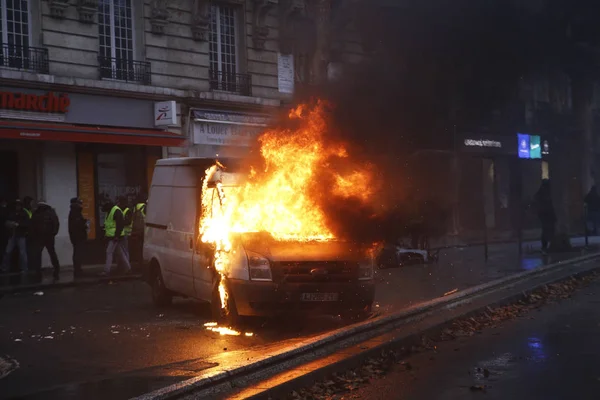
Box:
[131,195,147,265]
[0,198,9,266]
[23,196,33,219]
[122,200,133,264]
[29,200,61,281]
[68,197,88,278]
[584,185,600,235]
[533,179,556,255]
[102,198,131,276]
[1,199,30,274]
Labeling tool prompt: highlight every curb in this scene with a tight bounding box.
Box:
[132,250,600,400]
[0,274,143,296]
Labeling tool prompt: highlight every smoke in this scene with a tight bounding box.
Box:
[233,1,580,244]
[290,1,544,243]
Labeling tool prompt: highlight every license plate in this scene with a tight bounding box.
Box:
[301,293,339,302]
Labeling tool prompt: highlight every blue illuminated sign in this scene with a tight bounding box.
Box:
[518,133,530,159]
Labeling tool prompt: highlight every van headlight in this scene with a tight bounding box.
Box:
[358,259,374,281]
[247,251,273,281]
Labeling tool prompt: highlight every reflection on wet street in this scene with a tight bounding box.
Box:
[351,276,600,400]
[0,241,595,400]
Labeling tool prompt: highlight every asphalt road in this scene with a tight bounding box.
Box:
[0,280,344,400]
[0,243,594,400]
[349,277,600,399]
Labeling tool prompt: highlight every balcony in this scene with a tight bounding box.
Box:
[209,69,252,96]
[98,56,151,85]
[0,44,49,74]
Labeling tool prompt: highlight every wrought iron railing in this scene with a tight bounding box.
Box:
[0,44,49,73]
[98,55,151,85]
[209,69,252,96]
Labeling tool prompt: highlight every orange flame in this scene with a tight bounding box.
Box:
[199,101,376,313]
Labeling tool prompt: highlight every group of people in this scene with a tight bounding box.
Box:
[0,196,89,281]
[101,195,147,276]
[0,193,147,281]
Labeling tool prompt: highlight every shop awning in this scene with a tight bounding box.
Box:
[0,120,186,147]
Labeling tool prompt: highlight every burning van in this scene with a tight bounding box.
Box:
[143,157,375,324]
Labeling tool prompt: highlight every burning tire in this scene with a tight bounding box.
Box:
[150,261,172,307]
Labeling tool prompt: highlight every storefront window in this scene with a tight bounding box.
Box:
[96,147,145,230]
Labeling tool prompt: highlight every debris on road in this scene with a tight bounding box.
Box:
[0,355,20,380]
[470,385,487,392]
[33,292,44,296]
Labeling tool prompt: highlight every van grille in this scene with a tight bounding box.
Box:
[272,261,358,283]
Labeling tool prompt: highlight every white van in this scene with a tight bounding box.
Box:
[143,157,375,323]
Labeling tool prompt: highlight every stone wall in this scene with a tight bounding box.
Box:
[27,0,365,103]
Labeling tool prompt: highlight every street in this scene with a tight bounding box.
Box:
[347,276,600,399]
[0,241,594,399]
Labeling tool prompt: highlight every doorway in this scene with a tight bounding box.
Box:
[0,151,18,201]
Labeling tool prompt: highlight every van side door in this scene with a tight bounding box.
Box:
[165,166,197,298]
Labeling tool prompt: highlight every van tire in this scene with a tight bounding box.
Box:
[150,262,172,307]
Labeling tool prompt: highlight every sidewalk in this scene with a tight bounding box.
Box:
[2,236,599,296]
[374,236,600,314]
[0,264,143,295]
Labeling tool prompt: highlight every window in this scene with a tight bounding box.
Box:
[209,4,250,95]
[98,0,149,83]
[0,0,33,70]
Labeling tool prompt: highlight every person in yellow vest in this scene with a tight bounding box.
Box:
[130,196,147,265]
[101,197,131,276]
[122,201,133,263]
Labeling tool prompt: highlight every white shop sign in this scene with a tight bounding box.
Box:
[193,122,264,147]
[192,109,270,147]
[154,101,177,127]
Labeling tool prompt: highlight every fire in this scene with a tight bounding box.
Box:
[203,322,252,337]
[199,101,376,317]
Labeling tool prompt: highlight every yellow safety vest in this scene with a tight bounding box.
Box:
[104,205,121,238]
[135,203,146,218]
[24,208,32,219]
[123,208,132,236]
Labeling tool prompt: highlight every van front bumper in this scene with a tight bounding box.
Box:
[228,279,376,317]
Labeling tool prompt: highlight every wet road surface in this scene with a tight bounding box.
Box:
[0,241,596,399]
[350,276,600,399]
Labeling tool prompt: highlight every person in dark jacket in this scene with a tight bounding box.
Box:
[584,185,600,235]
[68,197,88,278]
[29,200,61,280]
[534,179,556,255]
[1,199,30,273]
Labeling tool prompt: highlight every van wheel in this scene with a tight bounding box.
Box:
[211,277,241,327]
[150,264,172,307]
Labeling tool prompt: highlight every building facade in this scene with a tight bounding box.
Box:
[0,0,363,265]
